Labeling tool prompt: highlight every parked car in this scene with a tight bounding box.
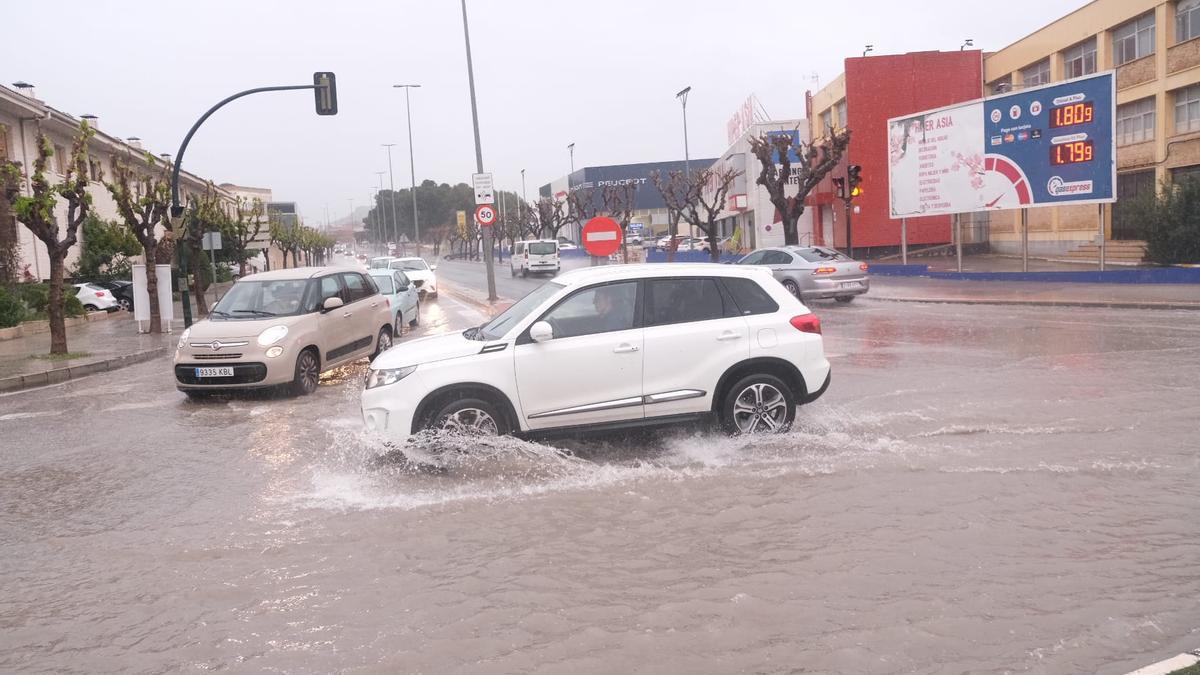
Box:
[736,246,869,303]
[511,239,560,277]
[387,257,438,298]
[557,238,579,251]
[90,280,134,311]
[174,267,395,397]
[362,264,830,441]
[369,256,396,269]
[368,268,420,335]
[72,282,119,312]
[700,236,733,254]
[655,235,702,252]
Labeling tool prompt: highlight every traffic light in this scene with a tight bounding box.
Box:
[313,72,338,115]
[832,177,846,199]
[847,164,863,199]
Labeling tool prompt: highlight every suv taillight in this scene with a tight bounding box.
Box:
[790,314,821,334]
[94,291,106,297]
[813,266,837,275]
[860,263,869,272]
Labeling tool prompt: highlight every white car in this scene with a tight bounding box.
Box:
[388,257,438,298]
[362,264,830,441]
[73,283,119,312]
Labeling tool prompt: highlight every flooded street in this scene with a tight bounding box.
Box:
[2,294,1198,674]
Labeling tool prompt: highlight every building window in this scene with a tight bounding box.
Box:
[1113,13,1156,66]
[1175,84,1200,133]
[836,100,848,129]
[1179,0,1200,43]
[1063,38,1097,78]
[820,109,832,133]
[54,144,67,175]
[1117,97,1156,145]
[88,159,103,182]
[1172,164,1200,183]
[1020,58,1051,86]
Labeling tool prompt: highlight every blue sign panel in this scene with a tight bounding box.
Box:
[983,72,1115,206]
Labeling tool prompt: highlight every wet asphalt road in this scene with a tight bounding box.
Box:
[1,271,1199,674]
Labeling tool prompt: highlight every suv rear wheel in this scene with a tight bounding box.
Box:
[430,397,510,436]
[720,373,796,434]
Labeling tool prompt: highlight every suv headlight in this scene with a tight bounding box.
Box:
[176,327,190,351]
[366,365,416,389]
[257,325,289,347]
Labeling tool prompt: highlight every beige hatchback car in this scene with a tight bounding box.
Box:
[174,267,395,397]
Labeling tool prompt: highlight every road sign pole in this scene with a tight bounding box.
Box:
[460,0,495,301]
[901,217,908,265]
[1098,202,1106,272]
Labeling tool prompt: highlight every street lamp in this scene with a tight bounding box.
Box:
[382,144,400,252]
[676,85,692,238]
[374,171,388,250]
[863,44,874,57]
[459,0,496,301]
[960,38,974,51]
[568,142,575,174]
[521,168,527,203]
[393,84,422,253]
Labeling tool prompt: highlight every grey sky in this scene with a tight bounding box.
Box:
[5,0,1091,227]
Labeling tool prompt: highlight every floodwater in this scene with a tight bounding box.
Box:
[2,292,1199,674]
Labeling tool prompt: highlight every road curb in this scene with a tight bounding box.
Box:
[0,347,169,394]
[440,281,513,315]
[866,295,1200,311]
[1123,649,1200,674]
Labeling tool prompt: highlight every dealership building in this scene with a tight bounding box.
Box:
[808,0,1200,259]
[539,159,716,243]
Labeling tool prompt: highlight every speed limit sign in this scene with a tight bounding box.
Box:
[474,203,497,227]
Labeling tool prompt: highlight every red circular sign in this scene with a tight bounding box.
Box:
[581,216,623,257]
[474,203,497,226]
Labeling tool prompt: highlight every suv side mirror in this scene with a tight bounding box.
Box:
[530,321,553,343]
[322,296,344,312]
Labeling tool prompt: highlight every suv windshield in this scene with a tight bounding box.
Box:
[393,259,429,271]
[211,279,311,318]
[477,282,564,340]
[528,242,557,255]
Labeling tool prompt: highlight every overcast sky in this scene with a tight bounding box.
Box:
[5,0,1090,226]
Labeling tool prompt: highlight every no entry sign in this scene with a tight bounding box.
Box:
[474,203,497,227]
[582,216,623,257]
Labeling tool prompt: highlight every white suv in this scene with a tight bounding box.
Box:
[362,265,830,440]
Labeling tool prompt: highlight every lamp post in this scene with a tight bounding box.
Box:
[460,0,496,301]
[521,168,527,203]
[394,84,422,254]
[374,171,387,252]
[568,142,575,174]
[382,144,399,252]
[676,85,691,238]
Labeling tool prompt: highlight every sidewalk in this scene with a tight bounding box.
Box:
[868,275,1200,310]
[0,314,173,393]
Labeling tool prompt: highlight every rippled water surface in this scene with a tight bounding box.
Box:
[2,298,1199,674]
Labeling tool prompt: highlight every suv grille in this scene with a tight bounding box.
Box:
[191,353,243,360]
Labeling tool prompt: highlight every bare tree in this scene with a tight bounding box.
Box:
[2,123,93,353]
[650,170,693,262]
[531,197,569,240]
[565,186,597,237]
[680,167,741,262]
[602,182,638,262]
[224,197,265,276]
[105,153,173,334]
[748,127,851,246]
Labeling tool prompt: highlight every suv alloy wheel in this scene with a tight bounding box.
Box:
[720,373,796,434]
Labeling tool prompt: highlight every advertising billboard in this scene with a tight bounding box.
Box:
[888,71,1115,218]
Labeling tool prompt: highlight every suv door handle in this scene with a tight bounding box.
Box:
[613,344,640,354]
[716,331,742,341]
[342,312,352,318]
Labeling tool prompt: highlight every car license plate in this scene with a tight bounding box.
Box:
[195,367,234,378]
[839,281,861,289]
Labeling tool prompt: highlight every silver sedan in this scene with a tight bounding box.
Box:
[735,246,870,303]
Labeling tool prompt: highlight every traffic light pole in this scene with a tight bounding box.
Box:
[168,79,334,326]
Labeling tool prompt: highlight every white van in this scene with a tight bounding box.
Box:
[511,240,560,277]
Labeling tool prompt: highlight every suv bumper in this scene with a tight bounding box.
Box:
[361,373,422,439]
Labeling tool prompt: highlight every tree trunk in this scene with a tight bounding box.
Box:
[709,233,721,263]
[190,242,208,316]
[238,253,247,277]
[145,244,161,334]
[783,204,801,246]
[47,251,68,355]
[666,214,680,263]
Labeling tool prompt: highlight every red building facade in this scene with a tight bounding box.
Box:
[808,50,984,253]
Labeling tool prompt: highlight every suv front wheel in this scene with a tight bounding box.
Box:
[720,373,796,434]
[430,397,510,436]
